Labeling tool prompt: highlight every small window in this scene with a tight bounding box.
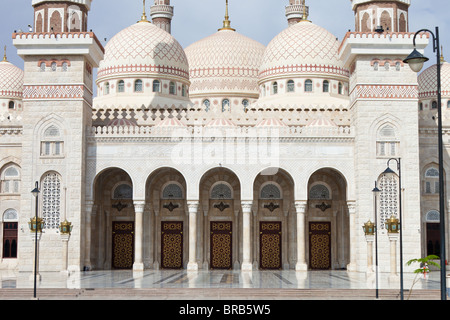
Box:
[203,99,211,112]
[8,101,15,109]
[447,101,450,109]
[272,82,278,94]
[385,63,390,71]
[62,62,68,72]
[419,102,423,111]
[162,183,183,199]
[169,82,176,95]
[113,184,133,199]
[338,82,343,94]
[432,101,437,109]
[104,82,110,95]
[287,80,295,93]
[118,80,125,93]
[181,84,187,97]
[40,62,46,72]
[374,62,379,71]
[323,80,329,93]
[260,184,281,199]
[395,62,401,71]
[41,125,64,157]
[222,99,230,112]
[153,80,161,93]
[134,80,143,92]
[210,183,232,199]
[305,79,313,92]
[1,166,20,194]
[51,62,57,72]
[242,99,249,110]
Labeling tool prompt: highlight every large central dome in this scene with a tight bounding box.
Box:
[97,22,189,82]
[259,20,347,81]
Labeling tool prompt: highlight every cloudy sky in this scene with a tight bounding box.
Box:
[1,0,448,72]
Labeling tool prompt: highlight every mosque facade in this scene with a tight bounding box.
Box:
[0,0,448,277]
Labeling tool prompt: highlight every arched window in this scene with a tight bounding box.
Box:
[8,101,15,109]
[287,80,295,93]
[309,184,331,200]
[242,99,249,110]
[424,167,439,194]
[153,80,161,92]
[380,10,392,32]
[222,99,230,112]
[338,82,343,94]
[272,82,278,94]
[260,184,281,199]
[3,209,18,259]
[384,62,390,71]
[305,79,313,92]
[113,183,132,199]
[432,101,437,109]
[118,80,125,93]
[41,125,63,157]
[104,82,110,95]
[51,62,57,72]
[323,80,329,93]
[377,124,399,157]
[419,102,423,111]
[447,101,450,109]
[62,62,68,72]
[374,62,379,71]
[169,81,176,95]
[203,99,211,112]
[211,183,232,199]
[41,172,62,230]
[1,165,20,194]
[40,62,46,72]
[134,79,143,92]
[162,183,183,199]
[181,84,187,97]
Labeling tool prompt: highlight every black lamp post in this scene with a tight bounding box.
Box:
[404,27,447,301]
[382,158,404,300]
[31,181,40,299]
[372,181,381,299]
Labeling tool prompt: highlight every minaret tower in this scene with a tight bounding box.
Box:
[150,0,174,34]
[285,0,309,26]
[13,0,104,273]
[352,0,410,32]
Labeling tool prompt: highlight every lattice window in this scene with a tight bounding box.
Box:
[260,184,281,199]
[42,172,61,230]
[211,183,232,199]
[287,80,295,92]
[162,183,183,199]
[426,210,440,222]
[309,184,330,200]
[379,174,399,229]
[113,184,133,199]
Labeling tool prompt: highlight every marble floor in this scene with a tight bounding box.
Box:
[0,269,445,291]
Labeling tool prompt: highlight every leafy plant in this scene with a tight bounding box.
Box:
[406,255,440,300]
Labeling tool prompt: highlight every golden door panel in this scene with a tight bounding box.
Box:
[309,222,331,270]
[210,221,232,270]
[161,221,183,269]
[112,222,134,269]
[259,222,282,270]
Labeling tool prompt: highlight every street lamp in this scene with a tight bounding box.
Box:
[372,181,380,299]
[404,27,447,301]
[382,158,404,300]
[30,181,40,299]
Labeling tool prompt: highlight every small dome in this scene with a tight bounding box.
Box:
[97,22,189,81]
[259,21,347,81]
[256,118,287,127]
[185,29,265,98]
[0,59,24,98]
[418,61,450,98]
[206,118,236,127]
[108,118,137,127]
[156,117,186,127]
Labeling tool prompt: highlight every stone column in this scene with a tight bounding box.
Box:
[365,235,374,274]
[388,233,399,282]
[241,201,253,271]
[83,200,94,270]
[61,234,70,274]
[133,200,146,272]
[294,200,308,271]
[347,201,357,272]
[187,200,199,271]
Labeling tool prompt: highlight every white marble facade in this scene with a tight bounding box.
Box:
[0,0,448,276]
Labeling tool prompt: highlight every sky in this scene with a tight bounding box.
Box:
[0,0,449,73]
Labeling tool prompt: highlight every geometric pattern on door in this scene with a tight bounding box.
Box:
[309,222,331,270]
[259,221,282,270]
[210,221,232,269]
[161,221,183,269]
[112,221,134,269]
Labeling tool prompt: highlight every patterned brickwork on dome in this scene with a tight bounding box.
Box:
[185,30,265,95]
[418,62,450,99]
[98,22,189,80]
[259,21,347,80]
[0,61,24,98]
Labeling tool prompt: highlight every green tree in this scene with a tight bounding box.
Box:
[406,255,440,300]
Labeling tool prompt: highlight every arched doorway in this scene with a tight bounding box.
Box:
[91,168,134,270]
[253,168,295,270]
[146,167,187,270]
[199,167,241,270]
[307,168,348,270]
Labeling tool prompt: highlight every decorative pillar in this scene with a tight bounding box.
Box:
[294,200,308,271]
[83,200,94,270]
[347,201,357,272]
[187,200,199,271]
[388,233,399,281]
[59,219,73,274]
[241,201,253,271]
[133,200,146,272]
[363,220,375,274]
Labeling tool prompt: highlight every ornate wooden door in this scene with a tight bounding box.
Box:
[112,222,134,269]
[161,221,183,269]
[309,222,331,270]
[210,221,232,269]
[259,222,282,270]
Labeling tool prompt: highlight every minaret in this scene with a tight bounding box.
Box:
[218,0,235,31]
[150,0,174,34]
[285,0,309,26]
[351,0,410,32]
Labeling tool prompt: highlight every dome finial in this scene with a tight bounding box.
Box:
[219,0,235,31]
[2,46,7,62]
[441,46,446,64]
[301,0,310,22]
[139,0,150,23]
